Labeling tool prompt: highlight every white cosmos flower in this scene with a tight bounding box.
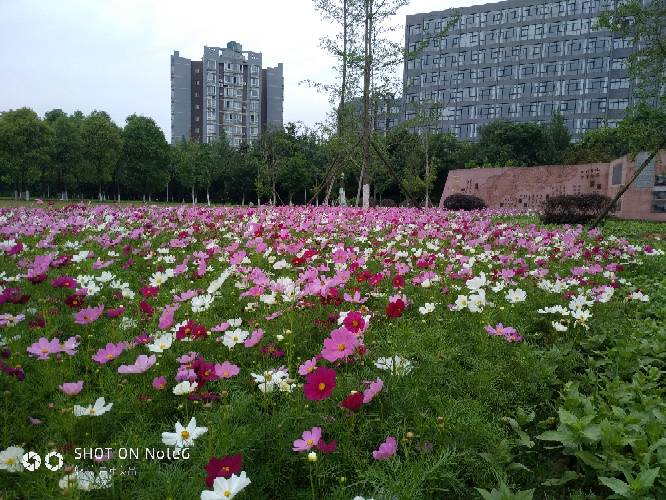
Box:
[191,294,214,313]
[162,417,208,450]
[465,272,486,291]
[468,289,487,313]
[375,356,413,375]
[0,446,24,472]
[273,259,289,270]
[538,305,570,315]
[627,291,649,302]
[173,380,198,396]
[59,470,111,491]
[73,397,113,417]
[418,303,436,315]
[223,328,249,349]
[571,309,592,328]
[251,369,289,392]
[149,271,170,288]
[97,271,114,283]
[147,333,174,353]
[552,320,569,332]
[200,471,251,500]
[260,293,276,305]
[452,295,469,311]
[490,281,507,293]
[72,250,90,263]
[228,318,242,327]
[505,288,527,304]
[569,295,594,311]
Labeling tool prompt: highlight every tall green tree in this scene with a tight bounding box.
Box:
[47,113,83,199]
[0,108,53,199]
[543,112,572,164]
[122,114,169,201]
[81,111,122,200]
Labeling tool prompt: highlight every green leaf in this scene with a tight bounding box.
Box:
[635,467,660,490]
[599,476,631,497]
[542,470,580,486]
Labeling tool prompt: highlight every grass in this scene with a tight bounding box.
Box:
[0,204,664,499]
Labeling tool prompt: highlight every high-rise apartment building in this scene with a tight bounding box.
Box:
[171,41,284,146]
[404,0,636,140]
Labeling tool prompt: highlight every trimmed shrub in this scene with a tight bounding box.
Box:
[379,198,397,207]
[442,193,487,210]
[540,193,612,224]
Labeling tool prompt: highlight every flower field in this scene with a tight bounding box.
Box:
[1,204,665,499]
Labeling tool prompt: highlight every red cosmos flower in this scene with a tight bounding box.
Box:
[193,357,218,385]
[303,367,337,401]
[316,439,337,453]
[140,286,159,298]
[260,342,285,358]
[176,320,207,340]
[139,300,154,317]
[340,391,364,411]
[386,297,406,318]
[65,293,85,309]
[392,275,405,289]
[204,454,243,486]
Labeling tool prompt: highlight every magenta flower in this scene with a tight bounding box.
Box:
[244,328,264,347]
[51,276,77,289]
[152,376,167,390]
[73,304,104,325]
[372,436,397,460]
[303,366,337,401]
[27,337,61,360]
[106,306,125,318]
[362,378,384,404]
[321,327,358,362]
[118,354,156,374]
[292,427,322,452]
[59,380,84,396]
[92,342,126,364]
[343,311,366,333]
[176,352,198,364]
[214,361,240,379]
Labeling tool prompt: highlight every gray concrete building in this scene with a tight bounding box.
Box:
[171,42,284,146]
[403,0,636,140]
[262,63,284,133]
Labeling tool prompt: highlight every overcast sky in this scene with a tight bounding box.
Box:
[0,0,476,140]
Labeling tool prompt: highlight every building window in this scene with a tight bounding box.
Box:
[612,163,623,185]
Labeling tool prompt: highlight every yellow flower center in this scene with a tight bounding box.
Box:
[233,336,238,342]
[6,458,15,465]
[265,374,272,382]
[181,430,190,440]
[318,382,326,391]
[41,348,49,353]
[337,343,346,351]
[106,353,114,359]
[306,439,314,446]
[224,491,231,498]
[223,371,229,377]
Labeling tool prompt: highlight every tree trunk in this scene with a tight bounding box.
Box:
[338,0,348,135]
[207,187,210,206]
[191,185,196,205]
[361,0,373,209]
[166,182,169,203]
[590,147,665,228]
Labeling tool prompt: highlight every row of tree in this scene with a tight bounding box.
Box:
[0,105,634,206]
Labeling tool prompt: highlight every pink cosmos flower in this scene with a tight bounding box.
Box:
[214,361,240,379]
[321,327,358,362]
[298,357,318,376]
[152,376,167,390]
[484,323,516,337]
[362,378,384,404]
[158,303,180,330]
[175,367,197,382]
[176,352,198,364]
[292,427,322,452]
[60,336,80,356]
[118,354,156,374]
[59,380,84,396]
[244,328,264,347]
[73,304,104,325]
[343,289,368,304]
[92,342,126,364]
[211,322,230,333]
[372,436,397,460]
[27,337,61,360]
